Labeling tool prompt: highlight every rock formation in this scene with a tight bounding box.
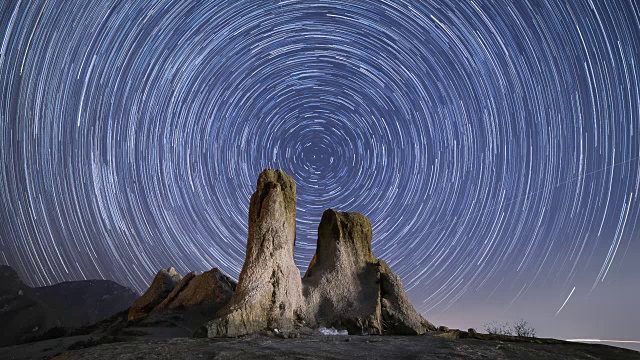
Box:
[128,266,237,324]
[301,210,381,334]
[203,169,432,337]
[302,209,434,335]
[152,268,236,314]
[151,271,197,313]
[207,168,304,337]
[128,267,182,321]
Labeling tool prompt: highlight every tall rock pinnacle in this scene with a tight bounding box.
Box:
[302,209,434,335]
[207,168,304,337]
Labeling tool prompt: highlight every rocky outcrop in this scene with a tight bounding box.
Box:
[302,209,434,335]
[127,267,182,321]
[207,168,304,337]
[151,271,197,313]
[153,268,236,314]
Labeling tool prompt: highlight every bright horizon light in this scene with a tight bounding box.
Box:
[566,339,640,344]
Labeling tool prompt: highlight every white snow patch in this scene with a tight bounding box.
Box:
[319,327,348,336]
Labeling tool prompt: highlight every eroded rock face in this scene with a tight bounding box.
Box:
[204,170,431,337]
[154,269,236,313]
[302,209,434,335]
[207,168,304,337]
[152,271,197,313]
[128,267,182,321]
[302,210,381,334]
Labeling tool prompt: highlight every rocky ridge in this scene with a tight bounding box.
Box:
[127,267,182,321]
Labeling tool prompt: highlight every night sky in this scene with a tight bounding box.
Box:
[1,0,639,349]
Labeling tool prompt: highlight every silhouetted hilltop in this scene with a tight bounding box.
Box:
[0,265,137,347]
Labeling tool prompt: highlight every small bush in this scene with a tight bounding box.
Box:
[483,321,512,336]
[483,319,536,338]
[512,318,536,337]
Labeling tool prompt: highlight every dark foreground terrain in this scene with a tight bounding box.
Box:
[2,331,639,360]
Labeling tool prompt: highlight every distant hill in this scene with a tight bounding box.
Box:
[0,265,138,347]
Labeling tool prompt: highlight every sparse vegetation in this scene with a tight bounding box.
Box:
[484,321,512,336]
[483,319,535,338]
[511,318,536,337]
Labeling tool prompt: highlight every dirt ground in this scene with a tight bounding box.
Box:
[2,332,640,360]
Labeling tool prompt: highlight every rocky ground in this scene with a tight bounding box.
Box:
[2,331,640,360]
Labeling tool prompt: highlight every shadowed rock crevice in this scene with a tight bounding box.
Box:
[128,267,235,325]
[151,271,196,313]
[127,267,182,321]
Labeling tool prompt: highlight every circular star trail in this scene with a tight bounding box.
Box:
[1,0,639,340]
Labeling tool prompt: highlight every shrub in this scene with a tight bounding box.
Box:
[483,319,536,338]
[483,321,512,335]
[511,318,536,337]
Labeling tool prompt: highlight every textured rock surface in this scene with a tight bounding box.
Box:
[153,268,236,313]
[207,168,304,337]
[127,267,182,321]
[302,210,381,334]
[302,209,433,335]
[151,271,196,313]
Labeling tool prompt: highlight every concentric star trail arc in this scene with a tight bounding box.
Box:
[1,0,639,345]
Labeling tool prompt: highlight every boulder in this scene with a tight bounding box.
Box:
[468,328,478,337]
[302,209,433,335]
[207,169,304,337]
[128,267,182,321]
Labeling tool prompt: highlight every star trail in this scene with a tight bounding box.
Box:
[1,0,639,346]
